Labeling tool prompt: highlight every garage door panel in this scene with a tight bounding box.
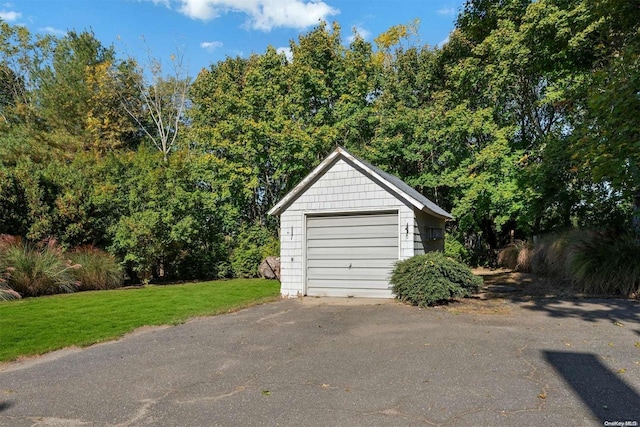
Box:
[307,214,397,228]
[307,267,394,280]
[306,287,393,298]
[306,225,397,239]
[306,212,398,298]
[307,279,392,289]
[307,237,398,248]
[307,247,399,259]
[306,258,397,268]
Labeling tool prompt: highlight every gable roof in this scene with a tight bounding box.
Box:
[268,147,453,220]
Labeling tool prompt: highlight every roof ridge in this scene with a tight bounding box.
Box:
[268,147,453,220]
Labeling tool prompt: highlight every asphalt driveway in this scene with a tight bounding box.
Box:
[0,297,638,426]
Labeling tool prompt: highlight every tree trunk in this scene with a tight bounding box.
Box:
[633,187,640,243]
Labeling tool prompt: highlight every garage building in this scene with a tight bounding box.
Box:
[268,147,453,298]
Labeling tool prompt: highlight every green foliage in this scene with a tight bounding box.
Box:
[105,148,226,282]
[444,233,468,262]
[0,278,280,361]
[68,245,124,291]
[391,252,482,307]
[572,0,640,206]
[230,224,279,278]
[0,235,127,297]
[1,5,639,283]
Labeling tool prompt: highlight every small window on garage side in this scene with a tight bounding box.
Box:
[427,227,444,240]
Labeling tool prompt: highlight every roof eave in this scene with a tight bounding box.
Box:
[341,150,454,220]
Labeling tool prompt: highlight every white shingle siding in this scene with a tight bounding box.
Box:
[414,209,445,255]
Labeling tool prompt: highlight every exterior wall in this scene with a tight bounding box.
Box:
[413,209,446,255]
[279,159,416,298]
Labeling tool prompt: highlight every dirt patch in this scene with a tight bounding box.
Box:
[442,297,513,315]
[472,267,585,299]
[440,268,588,315]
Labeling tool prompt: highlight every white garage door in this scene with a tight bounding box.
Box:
[306,212,398,298]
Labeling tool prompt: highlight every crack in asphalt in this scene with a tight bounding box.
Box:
[255,310,294,326]
[361,403,484,426]
[174,363,277,405]
[112,389,175,427]
[361,404,440,426]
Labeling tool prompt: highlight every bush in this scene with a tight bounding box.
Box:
[0,281,21,301]
[0,236,21,300]
[444,235,468,262]
[230,224,279,278]
[69,245,124,291]
[569,230,640,296]
[391,252,483,307]
[0,268,20,301]
[1,237,80,297]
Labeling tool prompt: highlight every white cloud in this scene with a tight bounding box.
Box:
[0,9,20,21]
[40,26,67,36]
[436,7,455,16]
[346,25,370,43]
[178,0,219,20]
[200,40,223,51]
[276,46,292,61]
[175,0,339,31]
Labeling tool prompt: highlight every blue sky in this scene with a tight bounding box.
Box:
[4,0,465,77]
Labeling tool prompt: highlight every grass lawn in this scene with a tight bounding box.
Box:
[0,279,280,362]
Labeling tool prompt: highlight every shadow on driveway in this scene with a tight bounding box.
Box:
[474,269,640,324]
[524,298,640,324]
[543,351,640,421]
[0,401,13,413]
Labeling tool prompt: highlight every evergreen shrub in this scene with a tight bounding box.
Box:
[391,251,482,307]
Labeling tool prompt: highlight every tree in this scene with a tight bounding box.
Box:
[38,31,116,137]
[571,0,640,235]
[189,23,358,228]
[0,22,54,126]
[104,148,225,281]
[119,47,190,162]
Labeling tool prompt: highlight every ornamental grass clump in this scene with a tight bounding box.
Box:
[0,270,20,301]
[1,237,80,297]
[69,245,124,291]
[391,251,483,307]
[497,240,533,272]
[569,230,640,297]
